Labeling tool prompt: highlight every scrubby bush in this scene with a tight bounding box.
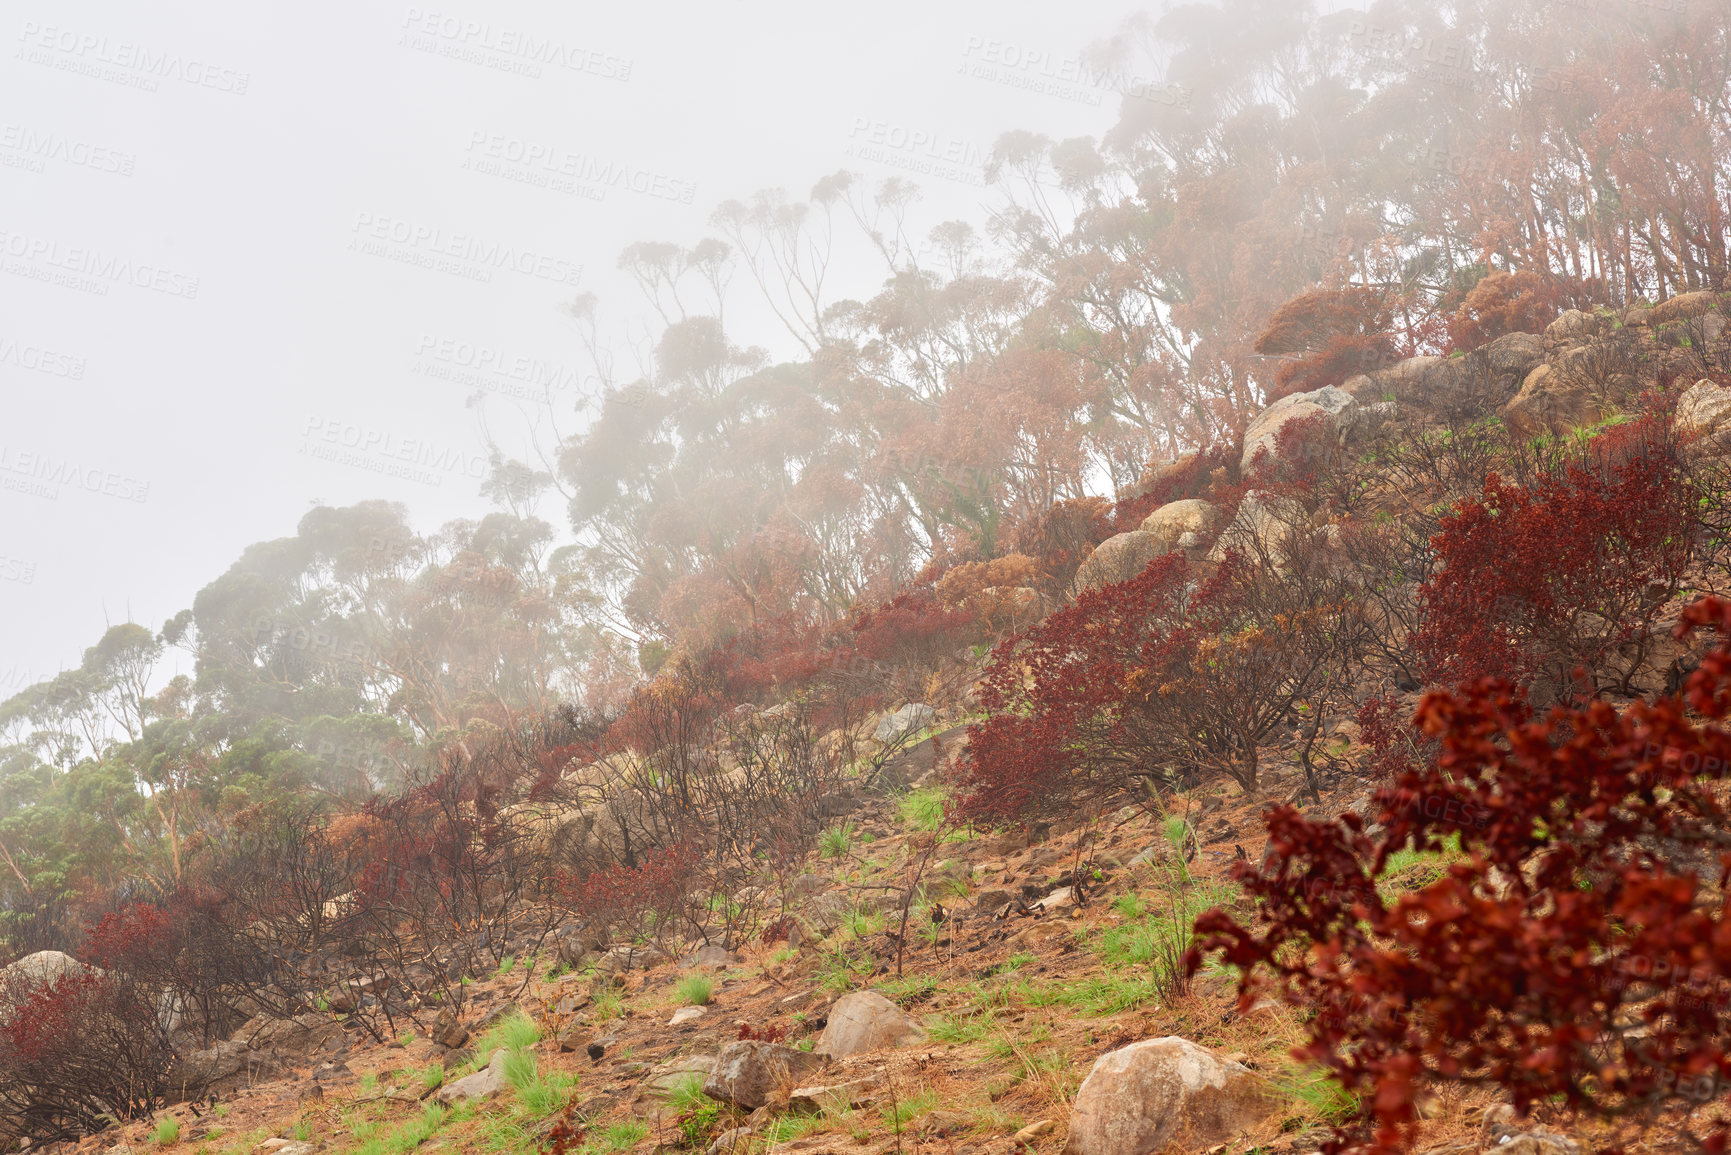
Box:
[557,842,702,949]
[1192,595,1731,1155]
[0,969,173,1144]
[961,539,1365,821]
[83,886,280,1046]
[1254,286,1398,400]
[1414,415,1694,698]
[1444,270,1566,352]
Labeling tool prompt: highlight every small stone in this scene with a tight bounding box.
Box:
[707,1127,754,1155]
[433,1049,510,1105]
[1015,1120,1056,1144]
[670,1005,708,1026]
[788,1072,882,1112]
[922,1110,973,1136]
[253,1143,316,1155]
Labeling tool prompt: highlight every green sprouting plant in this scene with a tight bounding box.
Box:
[820,822,855,859]
[898,787,947,831]
[817,948,874,993]
[291,1121,312,1142]
[494,954,515,978]
[468,1008,541,1065]
[591,1121,648,1152]
[880,1087,940,1130]
[1112,893,1148,919]
[593,984,623,1021]
[928,1009,994,1044]
[154,1118,181,1146]
[844,907,884,939]
[517,1070,580,1117]
[666,1072,722,1145]
[1277,1066,1361,1123]
[676,973,714,1006]
[763,1114,823,1144]
[419,1063,446,1095]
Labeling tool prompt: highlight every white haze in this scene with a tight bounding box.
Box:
[0,0,1330,682]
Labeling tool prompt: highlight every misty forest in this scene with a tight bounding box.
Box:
[8,3,1731,1155]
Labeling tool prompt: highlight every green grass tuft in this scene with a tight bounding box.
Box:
[676,973,715,1006]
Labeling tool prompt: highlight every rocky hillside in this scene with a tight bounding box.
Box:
[7,292,1731,1155]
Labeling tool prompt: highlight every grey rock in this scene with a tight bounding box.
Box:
[1072,530,1166,596]
[702,1041,825,1110]
[1240,385,1359,474]
[875,704,936,743]
[815,991,926,1058]
[433,1049,510,1105]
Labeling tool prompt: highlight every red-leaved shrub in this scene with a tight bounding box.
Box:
[557,841,702,948]
[1192,596,1731,1155]
[1414,416,1693,698]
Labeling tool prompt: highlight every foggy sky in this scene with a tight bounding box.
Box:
[1,0,1226,684]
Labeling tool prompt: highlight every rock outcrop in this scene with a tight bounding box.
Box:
[1072,530,1164,596]
[1239,385,1359,473]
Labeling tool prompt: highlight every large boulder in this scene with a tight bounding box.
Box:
[702,1040,825,1111]
[1676,378,1731,437]
[1344,333,1542,417]
[1500,362,1601,436]
[0,951,101,1018]
[1239,385,1358,474]
[0,950,91,989]
[1062,1037,1276,1155]
[1207,493,1308,564]
[1140,500,1220,549]
[1545,308,1610,346]
[875,703,936,744]
[1072,531,1164,596]
[1342,355,1442,404]
[815,991,926,1058]
[1645,290,1720,326]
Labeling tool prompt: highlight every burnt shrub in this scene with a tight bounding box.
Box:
[0,968,173,1144]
